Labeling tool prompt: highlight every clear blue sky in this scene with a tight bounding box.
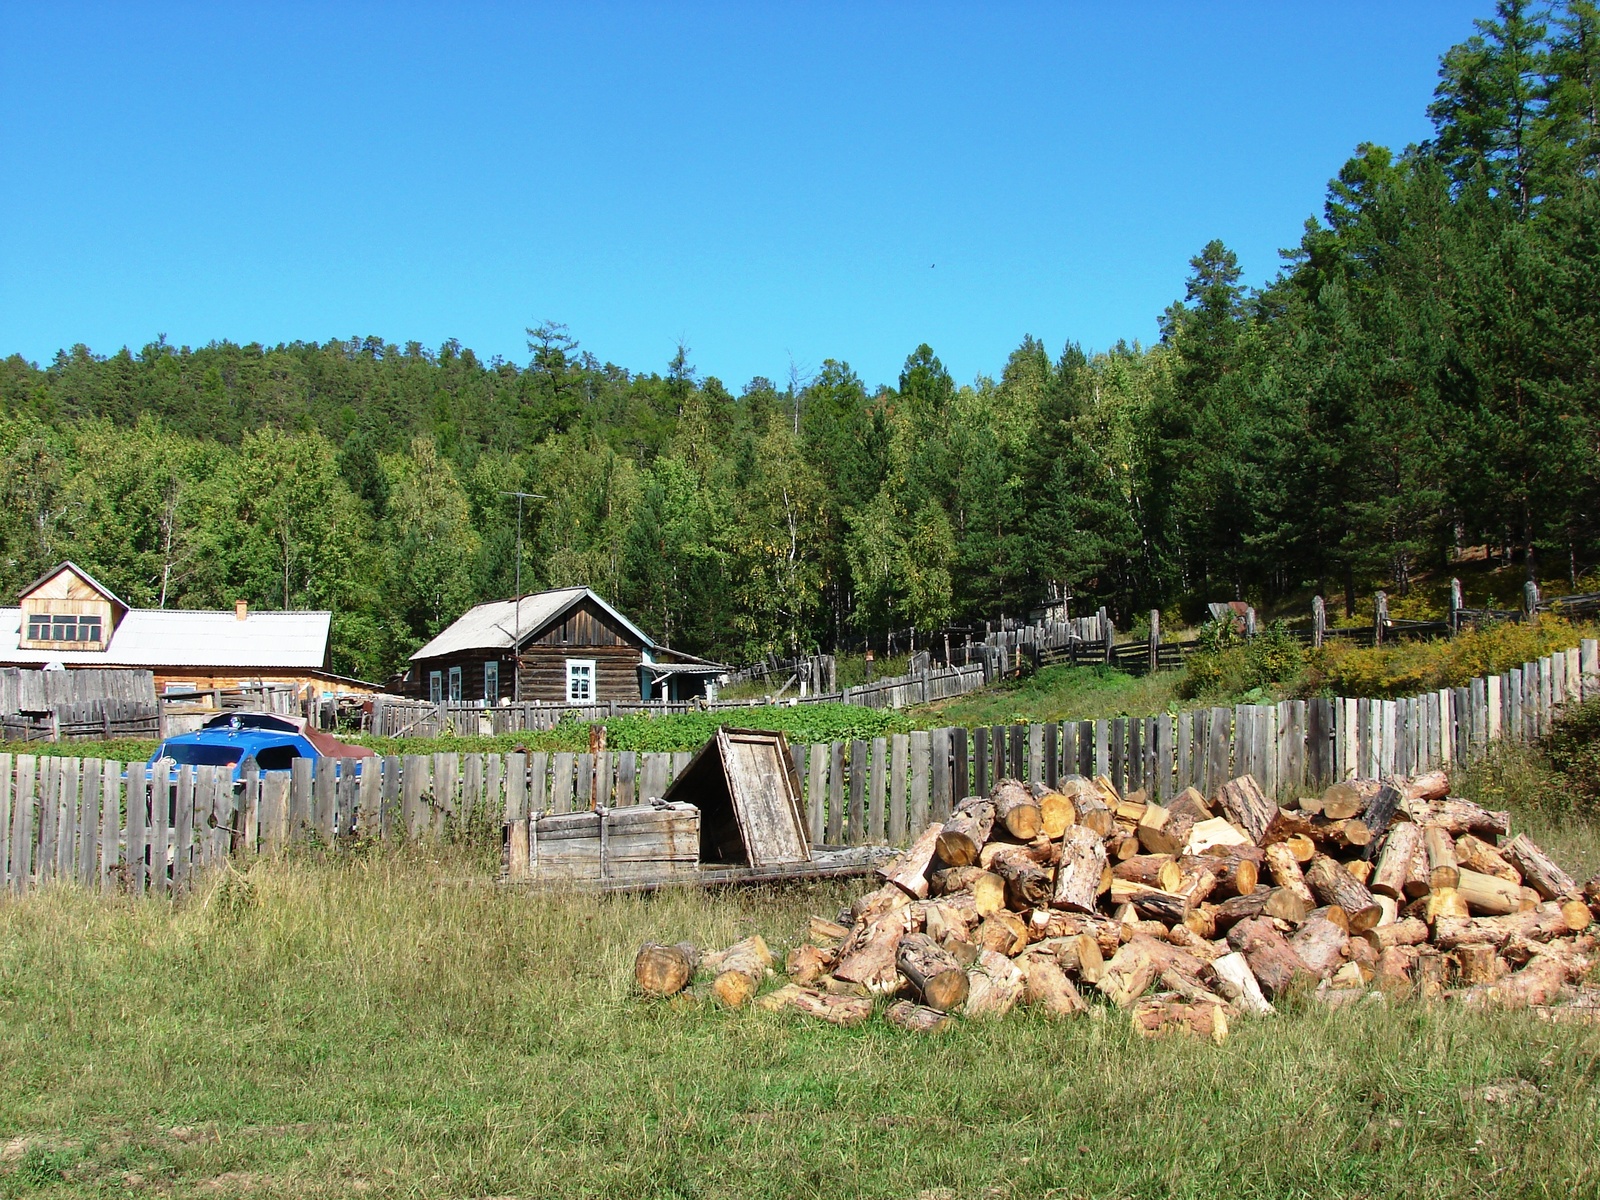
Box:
[1,2,1485,391]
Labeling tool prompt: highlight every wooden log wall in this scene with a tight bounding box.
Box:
[2,640,1597,896]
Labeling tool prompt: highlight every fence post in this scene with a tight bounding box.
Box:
[1450,578,1463,633]
[1148,610,1160,673]
[1244,606,1257,639]
[1525,579,1541,625]
[1374,591,1388,646]
[1100,608,1113,664]
[1312,596,1325,649]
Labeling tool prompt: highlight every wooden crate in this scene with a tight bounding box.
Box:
[530,801,700,885]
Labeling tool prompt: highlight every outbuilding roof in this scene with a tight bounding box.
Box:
[0,607,332,669]
[409,587,656,661]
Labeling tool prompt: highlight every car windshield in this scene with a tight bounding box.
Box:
[158,743,241,768]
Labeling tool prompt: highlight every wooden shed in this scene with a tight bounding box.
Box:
[663,728,810,867]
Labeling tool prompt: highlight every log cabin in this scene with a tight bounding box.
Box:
[0,560,377,697]
[405,586,725,704]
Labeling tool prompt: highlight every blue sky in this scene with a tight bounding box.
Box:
[1,2,1484,391]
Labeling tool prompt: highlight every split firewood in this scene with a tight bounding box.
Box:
[834,908,920,991]
[756,982,804,1011]
[1105,831,1141,861]
[1414,948,1451,1000]
[1344,934,1378,979]
[921,898,977,944]
[987,843,1055,908]
[1318,781,1366,820]
[1168,786,1213,823]
[1290,910,1350,977]
[1257,807,1319,848]
[1216,775,1278,844]
[975,911,1029,957]
[1113,853,1182,892]
[1205,950,1274,1014]
[807,916,851,946]
[1458,954,1578,1010]
[1502,833,1579,901]
[1021,954,1088,1016]
[1374,945,1420,990]
[935,797,996,866]
[1129,933,1223,1005]
[635,941,700,997]
[1206,889,1275,933]
[1097,937,1158,1008]
[851,883,912,925]
[1454,835,1520,883]
[1166,922,1225,961]
[1029,910,1124,957]
[1034,788,1076,839]
[1131,994,1230,1043]
[885,999,952,1032]
[1424,887,1471,923]
[1456,868,1537,916]
[1311,817,1372,852]
[712,935,774,1007]
[1049,931,1106,982]
[1404,796,1510,838]
[1052,824,1107,914]
[1262,887,1315,924]
[1188,815,1251,853]
[1361,916,1430,952]
[1227,917,1315,999]
[1424,825,1459,891]
[1281,833,1317,863]
[965,948,1026,1017]
[1263,843,1317,920]
[878,821,944,898]
[992,777,1044,840]
[1371,822,1425,900]
[1359,782,1404,839]
[895,932,970,1012]
[1304,854,1383,933]
[786,943,835,985]
[1174,861,1218,907]
[1345,859,1374,885]
[1431,905,1591,950]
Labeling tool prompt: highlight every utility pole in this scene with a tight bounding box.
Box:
[499,491,546,702]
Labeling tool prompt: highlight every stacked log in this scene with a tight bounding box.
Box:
[637,770,1597,1038]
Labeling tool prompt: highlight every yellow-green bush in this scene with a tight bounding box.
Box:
[1311,617,1591,699]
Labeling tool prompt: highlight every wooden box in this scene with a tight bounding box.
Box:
[530,800,700,885]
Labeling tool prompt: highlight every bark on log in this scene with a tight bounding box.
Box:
[1454,942,1501,987]
[1360,916,1430,952]
[1503,833,1579,900]
[1175,861,1218,907]
[1203,951,1276,1015]
[1131,994,1230,1043]
[834,910,919,991]
[1311,817,1372,851]
[1373,945,1419,990]
[1113,854,1182,892]
[1403,769,1450,802]
[1137,808,1194,857]
[1198,845,1261,898]
[1029,910,1124,957]
[1458,954,1578,1010]
[965,948,1026,1017]
[1168,786,1213,823]
[1226,917,1315,999]
[1022,954,1088,1016]
[1052,824,1107,914]
[851,883,912,925]
[712,935,774,1007]
[1289,912,1350,977]
[1305,854,1383,933]
[934,798,994,867]
[635,942,698,997]
[987,843,1055,909]
[1216,775,1277,844]
[992,777,1044,840]
[1371,822,1425,900]
[1359,782,1404,839]
[1206,889,1275,933]
[975,910,1030,957]
[895,932,971,1012]
[885,999,952,1032]
[1097,937,1158,1008]
[1424,825,1459,891]
[1431,905,1590,950]
[786,988,874,1025]
[807,916,850,945]
[879,821,944,898]
[1109,879,1191,924]
[1404,796,1510,838]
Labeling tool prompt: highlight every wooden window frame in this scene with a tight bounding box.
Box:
[566,658,596,703]
[483,660,499,704]
[428,670,443,704]
[448,666,463,702]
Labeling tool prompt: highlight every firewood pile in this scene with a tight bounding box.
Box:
[635,772,1600,1041]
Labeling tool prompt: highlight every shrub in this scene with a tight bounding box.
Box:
[1179,620,1307,700]
[1311,617,1590,700]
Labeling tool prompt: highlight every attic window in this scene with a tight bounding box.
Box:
[27,614,103,644]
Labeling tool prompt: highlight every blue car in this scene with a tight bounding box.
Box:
[148,712,373,780]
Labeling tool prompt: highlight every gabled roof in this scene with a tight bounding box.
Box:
[0,607,331,669]
[409,587,656,661]
[18,560,129,614]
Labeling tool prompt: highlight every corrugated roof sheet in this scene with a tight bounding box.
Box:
[409,587,655,660]
[0,607,331,669]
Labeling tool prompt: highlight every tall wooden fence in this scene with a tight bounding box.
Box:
[3,640,1596,898]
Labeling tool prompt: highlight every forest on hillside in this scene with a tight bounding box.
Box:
[3,0,1599,681]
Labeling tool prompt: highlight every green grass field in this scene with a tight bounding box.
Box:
[2,735,1599,1199]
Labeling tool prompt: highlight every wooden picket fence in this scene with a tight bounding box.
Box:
[2,640,1596,898]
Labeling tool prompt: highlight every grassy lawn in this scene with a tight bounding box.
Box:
[3,747,1600,1199]
[909,663,1185,727]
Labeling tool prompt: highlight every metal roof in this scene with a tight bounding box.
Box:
[409,587,656,661]
[0,607,331,669]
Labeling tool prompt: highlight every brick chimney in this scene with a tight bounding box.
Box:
[235,599,249,621]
